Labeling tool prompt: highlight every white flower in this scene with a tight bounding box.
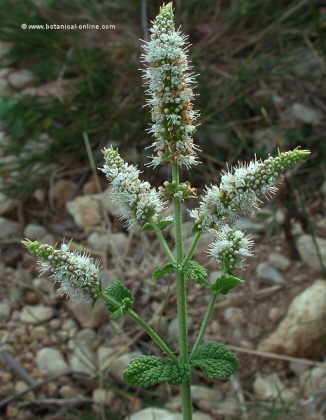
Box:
[101,146,169,229]
[190,149,310,230]
[208,226,253,272]
[142,2,199,168]
[22,240,101,302]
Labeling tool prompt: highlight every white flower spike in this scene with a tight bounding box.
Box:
[190,149,310,230]
[142,2,199,168]
[22,240,102,302]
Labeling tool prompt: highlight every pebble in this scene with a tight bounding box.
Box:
[289,103,322,125]
[92,388,114,406]
[68,343,97,375]
[268,253,290,271]
[0,300,11,322]
[236,217,265,233]
[0,217,20,241]
[223,307,244,327]
[254,373,295,401]
[191,385,223,412]
[36,347,69,375]
[97,346,115,371]
[256,263,286,284]
[66,194,102,230]
[0,191,16,215]
[66,300,108,328]
[8,69,36,89]
[110,352,141,382]
[59,385,80,398]
[168,316,192,343]
[297,234,326,271]
[20,305,54,324]
[23,223,47,240]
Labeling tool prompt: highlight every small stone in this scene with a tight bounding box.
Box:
[275,209,285,225]
[20,305,54,324]
[68,343,96,375]
[191,385,223,412]
[92,388,114,406]
[236,217,265,234]
[24,291,40,305]
[67,300,108,328]
[223,307,244,327]
[50,179,76,208]
[256,263,286,284]
[87,232,111,251]
[8,69,36,89]
[59,385,80,398]
[97,346,115,371]
[289,361,308,376]
[0,217,20,241]
[0,191,16,215]
[36,347,68,375]
[289,103,322,125]
[110,352,141,382]
[23,223,47,240]
[101,187,121,218]
[254,373,295,401]
[259,280,326,358]
[49,319,61,330]
[66,194,101,230]
[268,253,290,271]
[268,307,282,322]
[6,404,19,418]
[297,235,326,271]
[300,366,326,397]
[129,408,177,420]
[214,398,239,416]
[0,300,11,322]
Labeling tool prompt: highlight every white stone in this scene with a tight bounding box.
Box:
[36,347,68,375]
[268,253,290,270]
[258,280,326,357]
[24,223,47,239]
[190,385,223,412]
[297,235,326,271]
[223,307,244,327]
[92,388,114,406]
[0,217,19,241]
[97,346,114,371]
[254,373,295,401]
[300,366,326,397]
[110,352,141,382]
[168,316,192,343]
[128,408,177,420]
[66,194,102,230]
[236,217,265,234]
[8,69,36,89]
[68,343,97,375]
[256,263,286,284]
[20,305,54,324]
[66,300,108,328]
[290,103,322,125]
[0,191,15,215]
[101,187,122,217]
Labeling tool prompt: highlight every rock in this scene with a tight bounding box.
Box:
[256,263,286,284]
[235,217,265,234]
[0,217,20,241]
[190,385,223,412]
[8,69,36,89]
[66,194,102,230]
[275,209,285,225]
[252,128,279,153]
[297,235,326,271]
[36,347,68,375]
[68,343,97,375]
[268,253,290,271]
[223,307,244,327]
[128,408,177,420]
[0,42,13,66]
[289,361,308,377]
[101,187,122,218]
[258,280,326,357]
[0,190,15,215]
[0,300,11,322]
[300,366,326,397]
[92,388,114,406]
[20,305,54,324]
[67,300,108,328]
[97,346,114,370]
[214,398,239,416]
[0,79,12,96]
[168,316,192,343]
[254,373,295,401]
[50,179,76,208]
[289,103,322,125]
[24,223,47,240]
[74,328,97,344]
[289,48,324,77]
[88,231,128,255]
[59,385,80,398]
[110,352,141,382]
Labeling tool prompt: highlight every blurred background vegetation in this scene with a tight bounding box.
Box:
[0,0,325,200]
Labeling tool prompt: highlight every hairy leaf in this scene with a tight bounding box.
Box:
[123,355,188,387]
[183,260,209,287]
[103,280,133,319]
[143,219,173,231]
[191,342,239,379]
[152,263,176,280]
[211,274,244,294]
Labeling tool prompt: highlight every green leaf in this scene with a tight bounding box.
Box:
[103,281,133,319]
[211,274,244,295]
[191,342,240,379]
[123,355,188,387]
[152,263,176,280]
[183,260,209,287]
[143,219,173,231]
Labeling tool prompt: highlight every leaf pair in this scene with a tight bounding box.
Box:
[103,280,133,320]
[123,342,239,387]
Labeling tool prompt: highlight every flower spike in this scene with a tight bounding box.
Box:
[142,2,199,168]
[22,240,102,302]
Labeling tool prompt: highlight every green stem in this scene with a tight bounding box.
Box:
[102,294,177,362]
[172,163,192,420]
[182,231,201,269]
[190,293,217,358]
[152,223,176,264]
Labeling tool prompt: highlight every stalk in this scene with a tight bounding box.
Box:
[172,163,193,420]
[152,223,176,264]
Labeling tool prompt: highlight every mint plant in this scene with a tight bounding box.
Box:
[22,3,310,419]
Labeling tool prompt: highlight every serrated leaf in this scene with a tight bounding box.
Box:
[123,355,188,387]
[103,281,133,319]
[183,260,209,287]
[211,274,244,295]
[191,342,239,379]
[143,219,173,231]
[152,263,176,280]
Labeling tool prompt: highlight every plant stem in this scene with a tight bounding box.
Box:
[152,223,176,264]
[102,293,177,361]
[172,163,193,420]
[182,231,201,268]
[190,293,217,358]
